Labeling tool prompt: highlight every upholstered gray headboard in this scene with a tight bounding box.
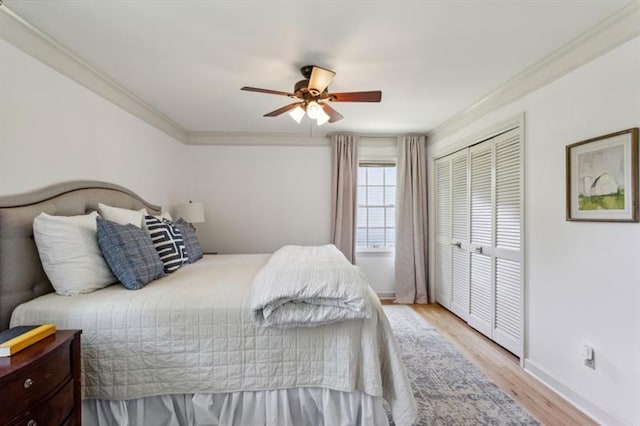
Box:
[0,181,161,330]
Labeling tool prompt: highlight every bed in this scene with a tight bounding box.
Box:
[0,181,416,426]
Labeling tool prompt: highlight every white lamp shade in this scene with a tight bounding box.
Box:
[175,202,205,223]
[306,101,322,119]
[316,108,330,126]
[288,105,305,123]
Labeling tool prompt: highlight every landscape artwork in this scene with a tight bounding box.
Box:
[577,144,624,211]
[566,128,638,222]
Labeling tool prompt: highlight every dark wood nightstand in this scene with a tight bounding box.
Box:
[0,330,82,425]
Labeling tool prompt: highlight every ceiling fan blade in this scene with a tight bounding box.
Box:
[264,102,304,117]
[308,66,336,95]
[328,91,382,102]
[241,86,295,97]
[321,103,344,123]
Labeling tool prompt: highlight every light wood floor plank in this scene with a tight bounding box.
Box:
[394,303,596,425]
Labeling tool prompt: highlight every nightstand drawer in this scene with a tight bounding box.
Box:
[13,378,74,426]
[0,343,71,419]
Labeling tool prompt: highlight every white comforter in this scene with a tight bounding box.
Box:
[11,254,416,426]
[250,245,371,328]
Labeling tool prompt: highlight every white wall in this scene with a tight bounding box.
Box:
[356,252,395,297]
[184,144,332,254]
[0,39,185,208]
[184,142,399,297]
[428,36,640,425]
[184,142,401,296]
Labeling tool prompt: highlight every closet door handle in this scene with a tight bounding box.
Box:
[474,246,483,254]
[450,242,461,248]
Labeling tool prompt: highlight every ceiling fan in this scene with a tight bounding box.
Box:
[241,65,382,125]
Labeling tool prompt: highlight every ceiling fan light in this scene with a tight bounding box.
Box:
[288,105,305,123]
[316,109,330,126]
[308,66,336,95]
[306,101,322,119]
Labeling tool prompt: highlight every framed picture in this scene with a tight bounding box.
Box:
[566,128,638,222]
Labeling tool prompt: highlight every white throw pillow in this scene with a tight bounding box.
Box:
[33,211,117,296]
[98,203,147,228]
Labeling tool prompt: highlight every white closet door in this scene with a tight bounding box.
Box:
[450,150,469,320]
[493,129,522,355]
[468,142,493,338]
[434,125,522,357]
[436,158,451,309]
[435,157,452,309]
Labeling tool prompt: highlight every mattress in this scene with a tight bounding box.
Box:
[11,254,416,425]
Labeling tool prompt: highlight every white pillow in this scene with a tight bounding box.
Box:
[98,203,147,228]
[33,212,117,296]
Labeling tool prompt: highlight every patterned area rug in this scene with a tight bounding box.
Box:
[383,305,539,426]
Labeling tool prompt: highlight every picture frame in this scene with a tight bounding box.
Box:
[566,128,639,222]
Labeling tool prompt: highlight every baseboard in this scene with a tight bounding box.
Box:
[376,291,396,300]
[524,359,624,425]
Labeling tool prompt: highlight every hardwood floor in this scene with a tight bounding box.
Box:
[395,302,597,425]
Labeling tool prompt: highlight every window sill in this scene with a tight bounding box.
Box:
[357,247,395,254]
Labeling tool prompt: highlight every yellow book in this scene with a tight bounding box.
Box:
[0,324,56,357]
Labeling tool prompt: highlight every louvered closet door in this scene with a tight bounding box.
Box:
[435,157,452,309]
[434,126,523,356]
[450,150,469,321]
[468,142,493,338]
[493,129,522,355]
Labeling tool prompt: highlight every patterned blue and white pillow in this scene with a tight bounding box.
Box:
[174,218,203,263]
[142,215,188,272]
[96,217,165,290]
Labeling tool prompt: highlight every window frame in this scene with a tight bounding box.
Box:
[356,161,397,253]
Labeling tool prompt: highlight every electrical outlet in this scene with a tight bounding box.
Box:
[585,355,595,369]
[581,345,595,369]
[584,348,596,370]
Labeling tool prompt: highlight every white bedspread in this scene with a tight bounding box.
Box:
[249,245,371,328]
[11,254,416,426]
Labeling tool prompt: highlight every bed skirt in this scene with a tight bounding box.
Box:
[82,388,390,426]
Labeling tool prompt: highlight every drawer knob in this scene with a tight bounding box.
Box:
[27,420,37,426]
[24,378,34,388]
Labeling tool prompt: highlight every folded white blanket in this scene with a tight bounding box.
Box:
[250,245,371,328]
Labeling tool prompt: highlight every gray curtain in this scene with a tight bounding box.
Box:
[395,135,428,303]
[330,134,358,263]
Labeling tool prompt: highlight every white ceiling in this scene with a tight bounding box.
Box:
[4,0,631,136]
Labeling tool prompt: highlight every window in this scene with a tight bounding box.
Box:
[357,163,396,249]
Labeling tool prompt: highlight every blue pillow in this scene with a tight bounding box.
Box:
[142,215,189,272]
[96,217,164,290]
[174,218,203,263]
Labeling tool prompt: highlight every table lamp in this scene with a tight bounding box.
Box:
[174,201,205,230]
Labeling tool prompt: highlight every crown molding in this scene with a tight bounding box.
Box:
[430,113,524,160]
[428,1,640,143]
[186,131,418,146]
[187,132,330,146]
[0,3,188,143]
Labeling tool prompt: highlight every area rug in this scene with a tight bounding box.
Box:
[383,305,539,426]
